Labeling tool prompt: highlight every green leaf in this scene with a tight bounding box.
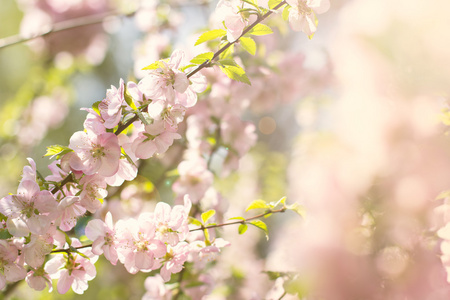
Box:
[268,0,283,9]
[270,196,287,208]
[241,0,258,8]
[64,232,72,246]
[136,110,151,125]
[189,217,203,227]
[437,190,450,200]
[286,202,306,217]
[201,209,216,224]
[44,145,73,160]
[124,88,137,110]
[240,37,256,55]
[0,228,12,239]
[195,29,227,46]
[165,168,179,177]
[246,199,271,211]
[180,63,199,72]
[219,43,235,59]
[282,6,290,21]
[248,24,273,36]
[92,100,101,115]
[142,60,165,71]
[190,52,215,65]
[249,220,269,240]
[307,13,319,40]
[219,64,251,85]
[238,224,248,234]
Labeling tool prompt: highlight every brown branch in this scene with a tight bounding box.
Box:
[189,208,286,232]
[187,1,287,79]
[0,10,137,50]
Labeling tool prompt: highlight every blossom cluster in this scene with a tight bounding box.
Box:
[0,48,210,293]
[0,0,332,297]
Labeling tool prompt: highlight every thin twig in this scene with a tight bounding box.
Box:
[0,10,135,50]
[189,208,286,232]
[187,1,287,79]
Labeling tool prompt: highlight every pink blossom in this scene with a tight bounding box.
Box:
[98,79,125,129]
[22,158,37,182]
[78,175,108,213]
[104,134,138,186]
[115,214,167,274]
[160,242,190,282]
[82,108,106,136]
[0,240,27,290]
[142,275,171,300]
[69,131,121,177]
[216,0,252,42]
[85,212,118,265]
[189,238,231,267]
[172,158,214,203]
[23,229,55,268]
[148,100,186,130]
[57,196,86,231]
[138,50,205,107]
[138,50,190,104]
[286,0,330,36]
[152,198,191,246]
[45,239,98,294]
[132,121,181,160]
[26,268,53,292]
[126,81,145,105]
[220,114,257,157]
[0,180,57,236]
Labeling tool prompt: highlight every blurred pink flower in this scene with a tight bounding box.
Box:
[286,0,330,36]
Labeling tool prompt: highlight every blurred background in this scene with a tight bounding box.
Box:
[2,0,450,299]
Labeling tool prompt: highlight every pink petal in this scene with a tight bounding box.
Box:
[57,271,74,294]
[135,251,154,270]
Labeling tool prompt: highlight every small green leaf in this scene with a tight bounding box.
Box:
[64,232,72,246]
[219,65,251,85]
[307,14,319,40]
[437,190,450,200]
[92,101,101,115]
[73,248,90,259]
[246,199,271,211]
[180,63,199,72]
[249,220,269,240]
[165,168,179,177]
[282,6,290,21]
[239,37,256,55]
[248,24,273,36]
[44,145,73,160]
[142,60,165,71]
[286,202,306,217]
[263,271,289,280]
[124,88,137,110]
[219,43,235,59]
[0,228,12,239]
[268,0,283,9]
[195,29,227,46]
[270,196,287,208]
[190,52,214,64]
[241,0,258,8]
[189,217,203,227]
[238,224,248,234]
[136,110,151,125]
[201,209,216,224]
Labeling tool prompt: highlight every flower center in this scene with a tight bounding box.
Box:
[91,145,105,159]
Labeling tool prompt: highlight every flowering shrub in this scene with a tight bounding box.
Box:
[2,0,450,299]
